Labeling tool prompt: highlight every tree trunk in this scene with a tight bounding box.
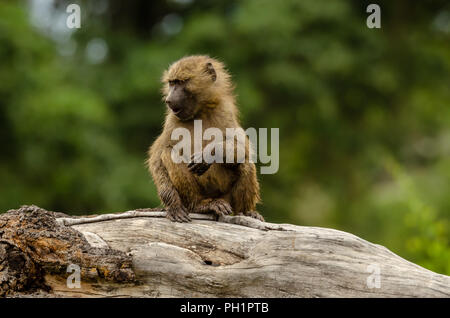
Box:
[0,205,449,297]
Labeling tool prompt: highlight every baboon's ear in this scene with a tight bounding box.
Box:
[205,62,217,82]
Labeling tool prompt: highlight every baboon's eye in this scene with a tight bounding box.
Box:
[169,79,189,86]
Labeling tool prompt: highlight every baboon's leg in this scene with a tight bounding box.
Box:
[160,148,205,210]
[148,157,190,222]
[230,163,264,221]
[148,138,193,222]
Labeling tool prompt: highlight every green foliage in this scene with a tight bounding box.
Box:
[0,0,449,274]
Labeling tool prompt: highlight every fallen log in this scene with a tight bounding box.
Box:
[0,205,448,297]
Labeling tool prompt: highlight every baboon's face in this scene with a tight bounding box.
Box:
[163,58,217,121]
[164,79,198,121]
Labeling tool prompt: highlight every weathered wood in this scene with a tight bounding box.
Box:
[0,205,449,297]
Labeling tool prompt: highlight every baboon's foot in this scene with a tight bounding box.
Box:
[208,199,232,217]
[194,199,232,217]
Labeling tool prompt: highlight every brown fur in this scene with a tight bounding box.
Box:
[147,55,262,222]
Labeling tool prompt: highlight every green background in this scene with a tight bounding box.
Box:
[0,0,449,275]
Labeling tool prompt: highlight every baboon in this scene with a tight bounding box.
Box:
[147,55,263,222]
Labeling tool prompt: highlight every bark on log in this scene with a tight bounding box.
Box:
[0,205,449,297]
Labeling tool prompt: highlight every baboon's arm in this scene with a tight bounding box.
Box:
[148,138,191,222]
[219,134,251,163]
[188,131,251,176]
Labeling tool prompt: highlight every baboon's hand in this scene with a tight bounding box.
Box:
[188,152,211,176]
[209,199,233,217]
[166,205,191,222]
